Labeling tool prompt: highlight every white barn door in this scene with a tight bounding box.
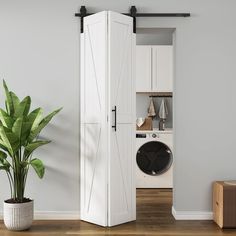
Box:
[108,11,136,226]
[80,11,135,227]
[80,11,108,226]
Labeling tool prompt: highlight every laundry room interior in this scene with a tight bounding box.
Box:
[135,27,174,211]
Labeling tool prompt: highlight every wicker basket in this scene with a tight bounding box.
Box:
[136,117,153,130]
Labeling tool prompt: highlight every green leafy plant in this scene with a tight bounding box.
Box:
[0,80,61,202]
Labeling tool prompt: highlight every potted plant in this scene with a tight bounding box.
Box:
[0,80,61,231]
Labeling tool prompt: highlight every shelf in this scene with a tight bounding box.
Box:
[136,92,172,97]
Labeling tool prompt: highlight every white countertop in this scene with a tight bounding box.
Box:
[136,128,173,134]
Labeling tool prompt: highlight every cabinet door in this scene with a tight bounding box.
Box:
[109,11,136,226]
[152,46,173,92]
[136,46,151,92]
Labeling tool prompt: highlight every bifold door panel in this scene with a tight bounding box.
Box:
[80,11,136,227]
[80,12,108,226]
[108,12,136,226]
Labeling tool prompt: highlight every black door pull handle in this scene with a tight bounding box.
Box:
[112,106,117,131]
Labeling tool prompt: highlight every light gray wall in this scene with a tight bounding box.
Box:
[1,0,236,215]
[0,0,80,214]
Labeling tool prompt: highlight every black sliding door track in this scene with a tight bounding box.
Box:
[75,6,190,33]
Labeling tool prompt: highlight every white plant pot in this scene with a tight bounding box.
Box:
[3,200,33,231]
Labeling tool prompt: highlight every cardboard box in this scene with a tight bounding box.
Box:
[213,181,236,228]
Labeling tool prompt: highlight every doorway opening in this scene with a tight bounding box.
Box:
[135,27,175,221]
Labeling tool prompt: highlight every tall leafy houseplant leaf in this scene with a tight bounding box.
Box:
[28,108,62,143]
[0,165,10,171]
[30,158,45,179]
[14,96,31,118]
[0,140,9,152]
[12,117,24,140]
[0,151,10,171]
[0,150,7,159]
[24,140,51,159]
[12,117,32,146]
[0,109,14,128]
[27,108,43,131]
[3,80,14,116]
[0,126,19,156]
[0,150,7,164]
[9,91,20,110]
[0,80,61,202]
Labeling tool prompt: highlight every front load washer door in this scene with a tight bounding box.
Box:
[136,141,173,176]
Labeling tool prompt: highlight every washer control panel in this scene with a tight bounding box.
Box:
[136,134,146,138]
[136,133,160,139]
[152,133,157,138]
[150,133,159,139]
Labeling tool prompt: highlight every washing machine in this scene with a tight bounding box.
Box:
[136,129,173,188]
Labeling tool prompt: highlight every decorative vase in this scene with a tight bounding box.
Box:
[3,200,33,231]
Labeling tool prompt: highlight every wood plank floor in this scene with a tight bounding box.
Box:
[1,189,236,235]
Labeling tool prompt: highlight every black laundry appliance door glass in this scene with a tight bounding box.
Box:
[136,141,172,176]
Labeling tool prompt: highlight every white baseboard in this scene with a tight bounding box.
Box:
[0,211,80,220]
[172,206,213,220]
[0,207,213,221]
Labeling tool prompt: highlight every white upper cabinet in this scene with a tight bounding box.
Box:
[136,45,173,92]
[136,46,151,92]
[152,46,173,92]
